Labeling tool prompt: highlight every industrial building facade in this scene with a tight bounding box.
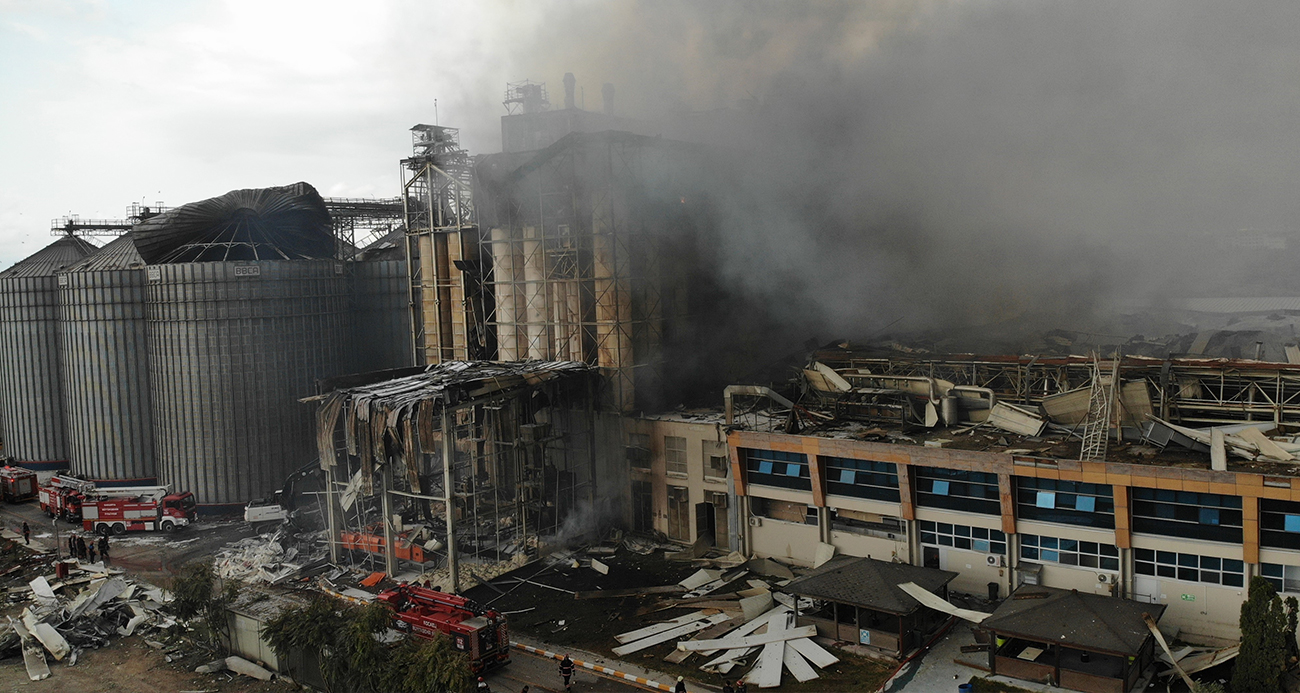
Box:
[625,353,1300,646]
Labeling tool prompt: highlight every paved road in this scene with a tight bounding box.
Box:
[483,648,644,693]
[0,498,256,583]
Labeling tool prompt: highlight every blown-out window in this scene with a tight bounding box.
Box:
[1015,477,1114,529]
[915,467,1000,515]
[1131,489,1242,543]
[1261,499,1300,551]
[822,456,900,503]
[742,448,811,491]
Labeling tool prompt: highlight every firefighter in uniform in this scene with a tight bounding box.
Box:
[559,654,575,690]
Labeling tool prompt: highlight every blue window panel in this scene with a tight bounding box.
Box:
[1285,515,1300,533]
[933,480,950,496]
[973,539,990,553]
[1036,491,1056,509]
[1076,496,1096,512]
[838,469,855,484]
[1042,550,1059,562]
[1199,508,1220,526]
[785,463,802,478]
[758,461,773,475]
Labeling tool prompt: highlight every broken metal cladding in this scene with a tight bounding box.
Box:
[148,260,348,507]
[316,361,599,586]
[57,234,156,483]
[0,236,97,465]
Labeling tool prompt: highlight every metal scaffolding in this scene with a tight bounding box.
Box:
[313,361,599,593]
[476,132,688,411]
[401,125,486,366]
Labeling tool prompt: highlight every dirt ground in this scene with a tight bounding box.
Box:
[0,636,298,693]
[461,549,895,692]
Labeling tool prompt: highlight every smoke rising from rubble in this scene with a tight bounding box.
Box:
[514,1,1300,345]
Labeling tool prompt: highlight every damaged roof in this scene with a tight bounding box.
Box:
[981,585,1164,657]
[784,556,957,616]
[313,359,595,475]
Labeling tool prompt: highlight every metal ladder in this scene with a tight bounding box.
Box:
[1080,356,1119,461]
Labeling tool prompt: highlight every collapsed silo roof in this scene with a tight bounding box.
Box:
[132,182,335,263]
[60,232,145,273]
[0,235,98,278]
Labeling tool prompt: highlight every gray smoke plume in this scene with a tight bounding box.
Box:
[508,1,1300,344]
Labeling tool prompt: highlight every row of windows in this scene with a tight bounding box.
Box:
[1015,478,1115,529]
[1134,549,1244,587]
[1020,533,1120,571]
[918,520,1007,555]
[824,457,901,503]
[742,448,811,491]
[736,449,1300,547]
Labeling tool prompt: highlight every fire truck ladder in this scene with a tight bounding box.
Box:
[1079,356,1119,462]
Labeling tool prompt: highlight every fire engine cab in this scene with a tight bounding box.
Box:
[38,474,96,520]
[376,584,510,673]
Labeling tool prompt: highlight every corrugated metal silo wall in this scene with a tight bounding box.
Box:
[59,268,155,482]
[0,275,68,465]
[351,259,414,371]
[148,261,348,507]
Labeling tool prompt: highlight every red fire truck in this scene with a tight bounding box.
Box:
[38,474,96,520]
[0,467,37,503]
[376,584,510,673]
[82,488,197,535]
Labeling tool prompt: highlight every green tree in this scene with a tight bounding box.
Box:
[262,597,472,693]
[166,561,237,653]
[1233,576,1287,692]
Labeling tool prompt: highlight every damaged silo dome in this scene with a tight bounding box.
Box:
[132,182,335,263]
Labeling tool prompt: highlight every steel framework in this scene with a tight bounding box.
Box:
[821,352,1300,429]
[475,132,688,411]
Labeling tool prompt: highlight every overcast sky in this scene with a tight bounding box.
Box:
[0,0,566,267]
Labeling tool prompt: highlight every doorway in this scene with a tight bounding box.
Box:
[667,486,690,541]
[631,481,652,533]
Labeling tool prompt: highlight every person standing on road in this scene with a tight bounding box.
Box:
[86,541,96,564]
[559,654,575,691]
[674,676,687,693]
[67,535,75,557]
[75,535,86,560]
[735,679,748,693]
[21,521,29,545]
[475,675,490,691]
[98,536,110,565]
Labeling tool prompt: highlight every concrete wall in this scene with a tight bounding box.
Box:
[628,415,734,548]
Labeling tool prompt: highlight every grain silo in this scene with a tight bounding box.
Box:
[57,233,156,484]
[0,235,96,468]
[135,183,348,508]
[351,227,414,372]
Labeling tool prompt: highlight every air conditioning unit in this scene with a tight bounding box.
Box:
[748,516,763,527]
[985,554,1005,567]
[1098,573,1116,584]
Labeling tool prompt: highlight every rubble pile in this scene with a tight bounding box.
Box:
[2,561,175,681]
[214,528,329,584]
[606,561,836,689]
